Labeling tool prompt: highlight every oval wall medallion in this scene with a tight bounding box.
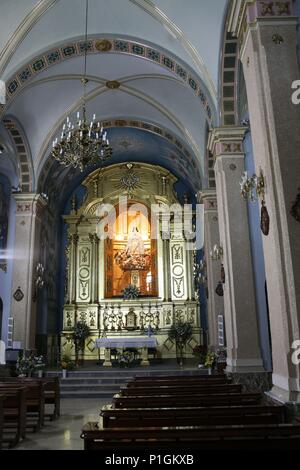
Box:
[79,267,89,279]
[261,202,270,236]
[172,265,184,277]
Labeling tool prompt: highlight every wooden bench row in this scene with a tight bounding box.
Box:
[81,422,300,450]
[100,403,285,428]
[113,391,263,408]
[0,377,60,449]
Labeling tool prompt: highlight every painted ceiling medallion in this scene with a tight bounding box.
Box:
[13,286,24,302]
[95,39,112,52]
[106,80,121,89]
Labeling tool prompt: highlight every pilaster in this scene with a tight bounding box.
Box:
[199,190,224,348]
[234,0,300,402]
[208,127,264,373]
[11,193,47,349]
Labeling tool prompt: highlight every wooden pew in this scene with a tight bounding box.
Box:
[113,391,262,408]
[100,403,285,428]
[121,383,243,396]
[130,375,230,386]
[0,394,5,450]
[1,377,60,421]
[0,381,45,431]
[81,422,300,451]
[1,387,27,448]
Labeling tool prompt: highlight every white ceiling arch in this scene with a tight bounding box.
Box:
[0,0,227,190]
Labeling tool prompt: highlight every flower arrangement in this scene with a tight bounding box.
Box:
[168,321,193,346]
[204,352,216,369]
[60,354,76,370]
[117,349,135,368]
[73,321,91,350]
[192,345,207,364]
[122,284,140,300]
[16,354,47,377]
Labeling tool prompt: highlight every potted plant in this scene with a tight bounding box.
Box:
[34,355,46,378]
[60,354,75,378]
[204,352,216,375]
[16,354,36,377]
[72,321,91,366]
[192,344,207,368]
[216,347,227,374]
[168,321,193,367]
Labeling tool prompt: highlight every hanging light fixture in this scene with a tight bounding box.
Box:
[51,0,112,171]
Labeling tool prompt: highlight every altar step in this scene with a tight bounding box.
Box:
[46,368,206,398]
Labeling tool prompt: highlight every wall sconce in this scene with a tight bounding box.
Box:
[32,263,45,301]
[193,256,207,297]
[240,168,265,203]
[210,244,223,261]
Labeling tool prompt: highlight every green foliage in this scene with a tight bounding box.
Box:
[72,322,91,350]
[205,352,216,368]
[60,354,76,370]
[168,321,193,345]
[122,284,140,300]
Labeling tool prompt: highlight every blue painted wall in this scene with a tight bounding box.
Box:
[244,131,272,371]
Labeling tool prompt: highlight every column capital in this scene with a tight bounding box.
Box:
[13,193,47,217]
[228,0,296,46]
[208,126,248,158]
[198,190,218,211]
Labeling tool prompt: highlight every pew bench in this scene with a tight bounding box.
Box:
[112,391,263,408]
[121,383,243,396]
[81,422,300,451]
[0,394,5,450]
[100,403,285,428]
[0,381,45,432]
[1,377,60,421]
[131,375,231,386]
[1,387,27,448]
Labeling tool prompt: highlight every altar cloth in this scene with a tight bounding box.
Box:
[94,337,157,349]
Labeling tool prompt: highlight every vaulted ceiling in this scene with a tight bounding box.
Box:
[0,0,228,191]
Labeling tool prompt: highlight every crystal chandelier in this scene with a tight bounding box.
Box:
[51,0,112,172]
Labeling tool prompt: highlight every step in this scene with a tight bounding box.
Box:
[46,369,205,378]
[56,375,132,385]
[60,390,118,399]
[60,384,124,392]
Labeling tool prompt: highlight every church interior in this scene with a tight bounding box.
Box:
[0,0,300,453]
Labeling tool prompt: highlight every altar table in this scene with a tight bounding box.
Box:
[94,337,157,367]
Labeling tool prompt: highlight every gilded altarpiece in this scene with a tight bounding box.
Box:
[61,163,200,360]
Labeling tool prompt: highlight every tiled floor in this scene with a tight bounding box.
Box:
[14,398,107,450]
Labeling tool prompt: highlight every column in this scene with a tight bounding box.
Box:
[208,127,264,373]
[70,234,78,304]
[199,190,224,349]
[231,0,300,401]
[94,234,99,303]
[10,194,47,349]
[89,233,96,304]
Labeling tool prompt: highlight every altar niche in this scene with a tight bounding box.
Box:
[61,162,201,362]
[105,201,158,298]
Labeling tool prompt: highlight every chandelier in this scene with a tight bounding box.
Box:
[51,0,112,172]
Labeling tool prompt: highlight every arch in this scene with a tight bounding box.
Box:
[37,119,201,194]
[2,116,34,191]
[3,36,216,124]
